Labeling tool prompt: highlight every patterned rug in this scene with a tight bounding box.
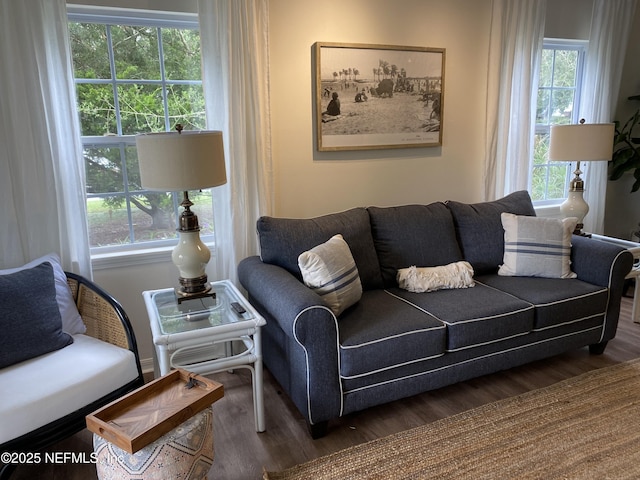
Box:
[264,359,640,479]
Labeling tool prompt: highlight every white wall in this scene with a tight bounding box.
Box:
[544,0,592,40]
[268,0,491,218]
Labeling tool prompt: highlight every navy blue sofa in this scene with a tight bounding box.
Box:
[238,191,633,438]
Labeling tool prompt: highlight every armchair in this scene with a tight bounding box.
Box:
[0,269,144,480]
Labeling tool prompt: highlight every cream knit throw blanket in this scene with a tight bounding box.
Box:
[397,261,475,293]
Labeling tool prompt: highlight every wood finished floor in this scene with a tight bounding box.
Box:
[9,296,639,480]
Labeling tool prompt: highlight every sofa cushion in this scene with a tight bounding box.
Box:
[0,262,74,369]
[258,208,383,290]
[0,334,139,443]
[476,274,608,331]
[298,234,362,316]
[368,203,463,287]
[338,290,446,378]
[499,213,578,279]
[0,253,85,335]
[389,284,534,351]
[446,191,536,274]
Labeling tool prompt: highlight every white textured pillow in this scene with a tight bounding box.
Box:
[397,261,475,293]
[298,234,362,316]
[0,253,86,334]
[498,213,578,279]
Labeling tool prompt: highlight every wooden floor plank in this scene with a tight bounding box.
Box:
[9,297,638,480]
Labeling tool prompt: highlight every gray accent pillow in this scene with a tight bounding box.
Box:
[257,207,383,290]
[0,262,74,368]
[0,253,85,335]
[445,191,536,274]
[368,203,463,287]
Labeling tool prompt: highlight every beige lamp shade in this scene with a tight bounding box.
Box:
[548,123,615,162]
[136,130,227,191]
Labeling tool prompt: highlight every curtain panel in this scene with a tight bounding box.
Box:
[0,0,91,276]
[580,0,637,234]
[484,0,546,201]
[198,0,273,285]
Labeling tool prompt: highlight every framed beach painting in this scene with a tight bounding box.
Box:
[314,42,445,152]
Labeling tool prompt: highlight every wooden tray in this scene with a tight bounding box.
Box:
[86,369,224,453]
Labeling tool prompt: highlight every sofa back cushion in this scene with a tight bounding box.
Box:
[257,207,384,290]
[368,203,463,287]
[445,190,536,274]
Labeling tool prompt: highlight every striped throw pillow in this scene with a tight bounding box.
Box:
[298,234,362,316]
[498,213,578,279]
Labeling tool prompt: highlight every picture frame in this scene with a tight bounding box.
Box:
[314,42,445,152]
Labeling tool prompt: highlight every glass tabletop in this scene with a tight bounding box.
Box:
[152,283,255,335]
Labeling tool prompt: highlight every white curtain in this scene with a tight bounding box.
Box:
[198,0,273,285]
[0,0,91,276]
[484,0,546,200]
[580,0,637,234]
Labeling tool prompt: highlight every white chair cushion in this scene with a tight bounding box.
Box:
[0,334,138,443]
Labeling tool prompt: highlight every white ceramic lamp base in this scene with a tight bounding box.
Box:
[560,190,589,235]
[172,230,212,297]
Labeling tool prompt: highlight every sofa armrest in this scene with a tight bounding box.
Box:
[571,236,633,341]
[571,235,633,288]
[238,256,343,424]
[238,256,328,335]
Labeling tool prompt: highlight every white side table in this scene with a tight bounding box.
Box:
[142,280,266,432]
[591,234,640,323]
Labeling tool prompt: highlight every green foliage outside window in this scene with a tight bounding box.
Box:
[531,44,583,203]
[68,21,210,248]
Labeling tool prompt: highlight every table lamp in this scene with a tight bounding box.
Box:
[548,119,615,235]
[136,125,226,301]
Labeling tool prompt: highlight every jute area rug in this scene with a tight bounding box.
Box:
[264,359,640,479]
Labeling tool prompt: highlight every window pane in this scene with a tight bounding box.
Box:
[546,165,570,199]
[190,191,214,235]
[117,84,165,135]
[125,145,142,191]
[539,49,553,87]
[87,195,128,247]
[162,29,202,80]
[167,84,206,130]
[111,25,161,80]
[84,146,124,194]
[551,89,575,124]
[530,166,547,201]
[533,133,549,166]
[132,192,176,231]
[536,89,551,124]
[552,50,578,87]
[76,83,117,136]
[69,23,111,79]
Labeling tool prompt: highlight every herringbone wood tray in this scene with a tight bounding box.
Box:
[86,369,223,453]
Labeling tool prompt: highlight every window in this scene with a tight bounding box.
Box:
[531,40,586,205]
[67,10,211,252]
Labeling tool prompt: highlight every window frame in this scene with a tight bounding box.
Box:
[67,6,213,263]
[531,38,587,208]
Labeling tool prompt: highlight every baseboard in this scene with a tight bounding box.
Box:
[140,357,155,375]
